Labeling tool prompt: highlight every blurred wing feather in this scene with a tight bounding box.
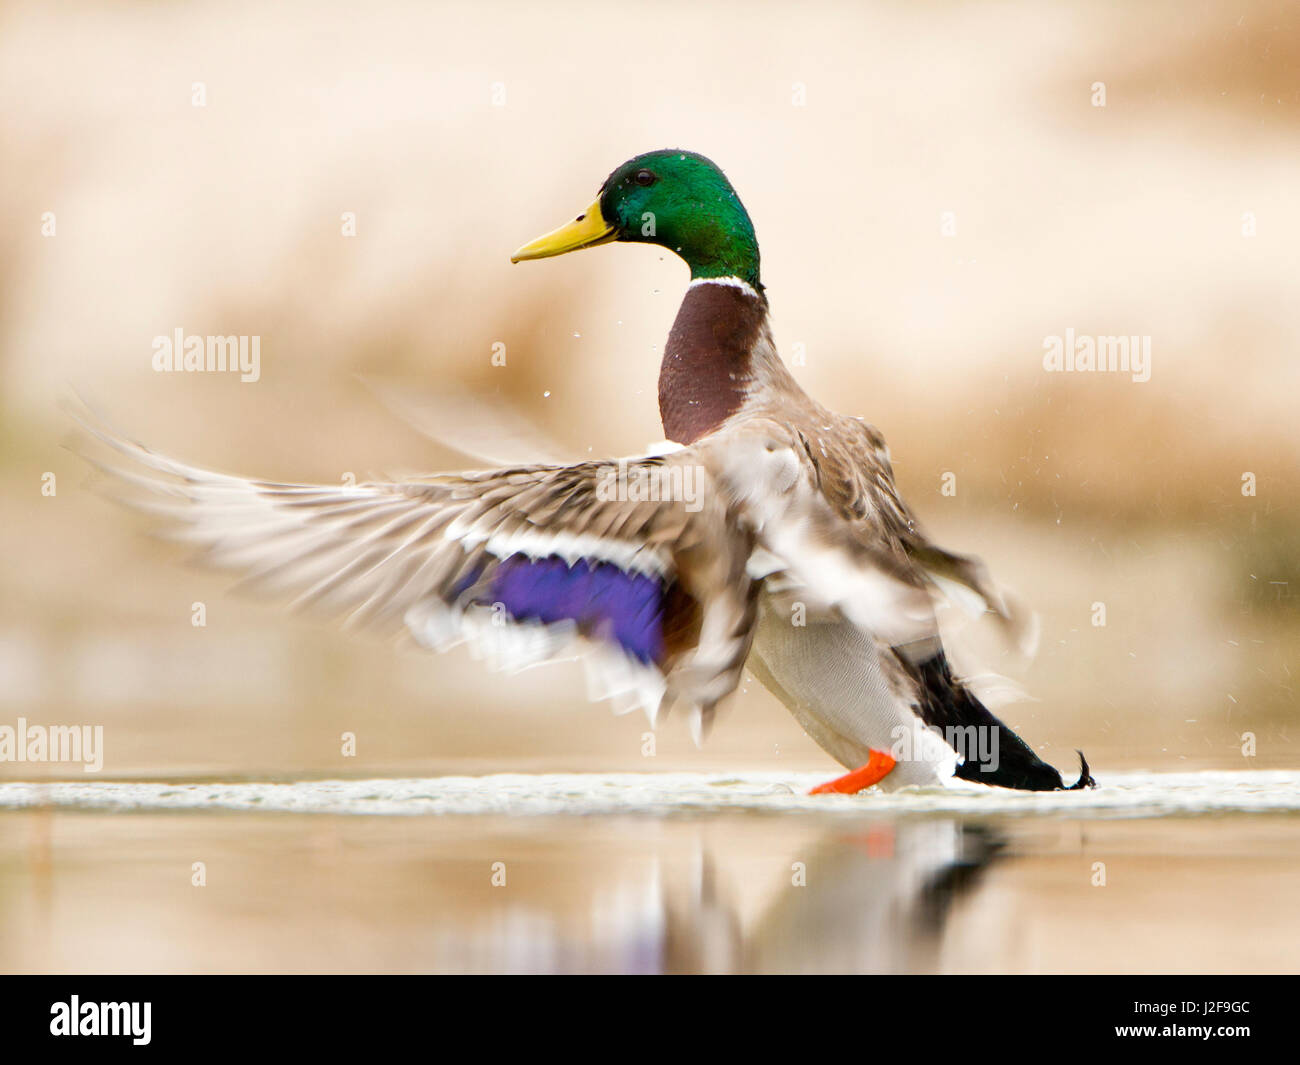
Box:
[74,406,757,729]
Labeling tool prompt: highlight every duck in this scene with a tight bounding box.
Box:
[80,148,1093,794]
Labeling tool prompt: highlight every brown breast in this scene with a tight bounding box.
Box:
[658,282,767,445]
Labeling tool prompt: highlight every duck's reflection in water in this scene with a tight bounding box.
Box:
[735,819,1005,974]
[432,818,1004,974]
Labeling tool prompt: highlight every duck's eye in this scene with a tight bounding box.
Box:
[634,169,656,187]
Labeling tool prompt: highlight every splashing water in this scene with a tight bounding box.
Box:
[0,770,1296,819]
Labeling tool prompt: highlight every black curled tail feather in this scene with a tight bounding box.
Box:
[1066,749,1096,790]
[904,650,1091,792]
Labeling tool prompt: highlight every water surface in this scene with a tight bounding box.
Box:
[1,770,1296,973]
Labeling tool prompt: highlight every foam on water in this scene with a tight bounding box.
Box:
[0,769,1297,818]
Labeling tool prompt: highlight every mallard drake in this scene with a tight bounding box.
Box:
[509,149,1092,793]
[80,149,1093,794]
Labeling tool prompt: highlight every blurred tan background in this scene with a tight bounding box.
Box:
[2,0,1297,780]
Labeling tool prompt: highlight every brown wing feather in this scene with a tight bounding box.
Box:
[761,409,1032,647]
[73,406,757,724]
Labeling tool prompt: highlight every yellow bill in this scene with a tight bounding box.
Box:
[511,197,616,262]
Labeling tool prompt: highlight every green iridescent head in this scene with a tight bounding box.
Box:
[511,150,761,289]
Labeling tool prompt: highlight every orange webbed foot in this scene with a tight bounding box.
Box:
[809,749,897,795]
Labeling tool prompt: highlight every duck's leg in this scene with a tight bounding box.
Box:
[809,748,897,795]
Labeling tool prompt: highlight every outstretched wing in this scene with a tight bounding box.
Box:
[813,413,1035,648]
[699,421,941,650]
[710,411,1033,654]
[75,409,757,735]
